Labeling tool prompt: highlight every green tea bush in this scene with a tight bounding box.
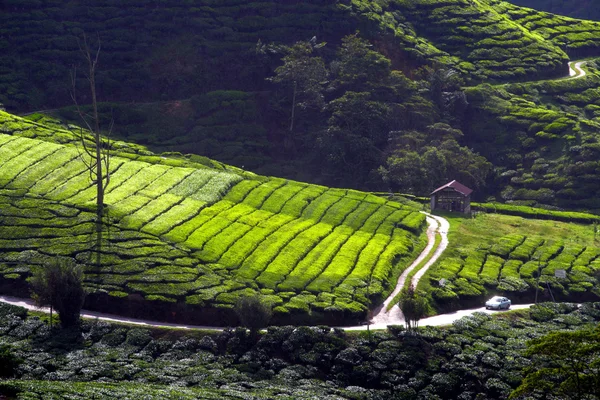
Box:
[241,179,286,209]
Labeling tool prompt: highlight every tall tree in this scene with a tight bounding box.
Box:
[419,66,468,124]
[320,91,390,184]
[330,33,392,93]
[234,295,272,338]
[268,39,328,135]
[320,34,415,186]
[510,327,600,399]
[70,32,111,268]
[381,124,491,194]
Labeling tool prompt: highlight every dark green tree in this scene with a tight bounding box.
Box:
[510,326,600,400]
[319,34,416,186]
[29,260,86,329]
[381,123,491,194]
[320,91,390,183]
[234,295,273,337]
[419,66,467,123]
[398,284,428,332]
[268,40,328,135]
[330,33,392,93]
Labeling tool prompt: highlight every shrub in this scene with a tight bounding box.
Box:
[0,344,22,377]
[234,295,272,334]
[29,259,86,328]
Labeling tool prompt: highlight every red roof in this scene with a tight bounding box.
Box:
[430,180,473,196]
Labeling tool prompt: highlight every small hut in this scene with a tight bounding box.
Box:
[430,180,472,214]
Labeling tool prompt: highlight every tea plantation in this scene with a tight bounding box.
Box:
[465,58,600,209]
[0,110,426,325]
[422,212,600,311]
[4,0,600,111]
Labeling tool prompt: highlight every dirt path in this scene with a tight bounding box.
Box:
[370,212,449,327]
[0,295,223,331]
[568,60,587,79]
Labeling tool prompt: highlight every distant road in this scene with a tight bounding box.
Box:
[568,60,587,79]
[347,304,534,331]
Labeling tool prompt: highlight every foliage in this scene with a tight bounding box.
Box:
[2,300,600,398]
[398,284,428,331]
[267,40,328,134]
[421,212,600,311]
[29,260,86,328]
[510,326,600,399]
[234,295,272,334]
[0,110,425,326]
[381,126,492,195]
[0,344,21,378]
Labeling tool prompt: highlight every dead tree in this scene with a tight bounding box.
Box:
[70,33,112,268]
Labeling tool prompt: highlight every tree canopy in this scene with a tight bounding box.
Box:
[511,326,600,399]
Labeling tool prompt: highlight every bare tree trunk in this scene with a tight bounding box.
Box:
[88,53,104,269]
[71,32,111,269]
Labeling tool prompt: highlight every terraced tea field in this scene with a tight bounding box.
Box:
[0,111,426,324]
[422,213,600,308]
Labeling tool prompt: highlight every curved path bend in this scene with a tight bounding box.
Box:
[0,294,533,332]
[369,212,449,328]
[568,60,587,79]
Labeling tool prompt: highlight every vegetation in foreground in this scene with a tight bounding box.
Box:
[0,301,599,399]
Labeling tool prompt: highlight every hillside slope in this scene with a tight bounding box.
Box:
[3,1,600,209]
[3,0,600,111]
[465,59,600,210]
[0,110,425,325]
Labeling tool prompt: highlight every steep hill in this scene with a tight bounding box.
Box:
[3,0,600,211]
[3,0,600,112]
[0,110,425,325]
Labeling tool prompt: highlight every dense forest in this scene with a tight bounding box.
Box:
[2,0,600,210]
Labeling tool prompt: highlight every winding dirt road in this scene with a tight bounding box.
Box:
[568,60,587,79]
[370,212,449,327]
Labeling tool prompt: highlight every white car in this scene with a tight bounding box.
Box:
[485,296,511,310]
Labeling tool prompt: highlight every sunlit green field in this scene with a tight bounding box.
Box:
[422,212,600,308]
[0,111,426,323]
